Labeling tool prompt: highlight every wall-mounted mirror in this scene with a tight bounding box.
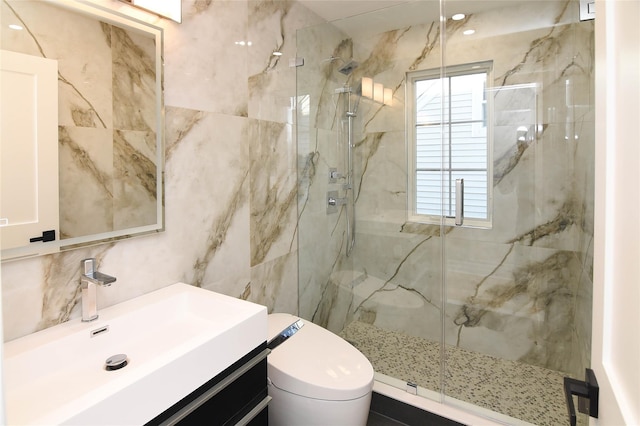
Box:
[0,0,164,261]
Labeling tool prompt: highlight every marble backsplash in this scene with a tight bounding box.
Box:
[297,0,594,378]
[1,0,323,341]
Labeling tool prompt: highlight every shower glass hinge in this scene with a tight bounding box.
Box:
[406,381,418,395]
[289,57,304,67]
[579,0,594,21]
[335,86,353,94]
[563,368,599,426]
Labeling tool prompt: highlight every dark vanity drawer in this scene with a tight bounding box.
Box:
[147,343,269,426]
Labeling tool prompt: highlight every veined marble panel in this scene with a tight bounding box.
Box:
[295,21,354,132]
[1,245,115,341]
[249,119,297,266]
[248,69,296,125]
[320,225,585,373]
[248,0,323,76]
[247,0,329,124]
[297,123,356,321]
[113,130,157,230]
[1,256,48,340]
[35,248,114,331]
[247,251,298,314]
[111,25,157,132]
[573,242,593,377]
[352,130,407,226]
[58,126,114,238]
[247,0,293,77]
[164,107,251,288]
[163,0,248,116]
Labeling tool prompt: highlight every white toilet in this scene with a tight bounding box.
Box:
[267,313,374,426]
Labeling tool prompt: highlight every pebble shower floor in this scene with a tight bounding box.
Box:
[341,321,589,426]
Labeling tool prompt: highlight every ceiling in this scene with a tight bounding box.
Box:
[297,0,410,22]
[296,0,519,38]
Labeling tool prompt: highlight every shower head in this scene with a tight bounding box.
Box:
[322,56,360,75]
[338,60,359,75]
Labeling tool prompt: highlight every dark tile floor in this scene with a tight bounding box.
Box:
[367,411,407,426]
[367,393,465,426]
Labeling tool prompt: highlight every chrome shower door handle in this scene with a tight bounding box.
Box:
[455,179,464,226]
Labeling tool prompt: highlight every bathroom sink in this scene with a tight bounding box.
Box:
[4,283,267,425]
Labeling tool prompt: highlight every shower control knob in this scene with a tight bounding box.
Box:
[327,195,347,207]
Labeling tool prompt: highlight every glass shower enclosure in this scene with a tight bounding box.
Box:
[296,1,594,424]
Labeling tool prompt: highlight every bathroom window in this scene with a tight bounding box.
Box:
[407,61,493,227]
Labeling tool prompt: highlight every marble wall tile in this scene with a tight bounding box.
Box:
[295,18,400,326]
[247,0,292,77]
[112,130,157,230]
[248,69,296,124]
[353,130,407,225]
[295,22,354,132]
[573,244,593,377]
[163,0,248,116]
[112,26,157,132]
[247,251,298,314]
[297,123,355,320]
[249,119,297,266]
[164,107,250,288]
[245,0,324,125]
[58,126,114,238]
[1,257,49,339]
[247,0,323,75]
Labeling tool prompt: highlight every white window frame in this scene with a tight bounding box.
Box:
[406,61,493,228]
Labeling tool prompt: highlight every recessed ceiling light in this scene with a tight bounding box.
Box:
[463,29,475,36]
[8,24,23,30]
[452,13,465,21]
[273,51,283,56]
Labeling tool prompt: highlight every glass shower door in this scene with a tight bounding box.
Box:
[295,7,447,401]
[440,1,595,424]
[295,0,594,424]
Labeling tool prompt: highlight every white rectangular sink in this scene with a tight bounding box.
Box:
[4,283,267,425]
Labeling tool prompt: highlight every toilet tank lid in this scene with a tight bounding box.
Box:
[267,313,374,401]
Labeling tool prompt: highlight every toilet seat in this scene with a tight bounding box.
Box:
[267,313,374,401]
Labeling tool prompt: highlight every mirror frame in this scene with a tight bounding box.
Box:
[2,0,165,261]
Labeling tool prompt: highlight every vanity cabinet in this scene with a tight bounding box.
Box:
[147,343,269,426]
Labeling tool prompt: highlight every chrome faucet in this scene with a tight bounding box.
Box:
[80,258,116,322]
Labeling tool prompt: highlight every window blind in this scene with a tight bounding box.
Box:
[413,69,489,221]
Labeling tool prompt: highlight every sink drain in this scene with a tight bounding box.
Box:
[105,354,128,371]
